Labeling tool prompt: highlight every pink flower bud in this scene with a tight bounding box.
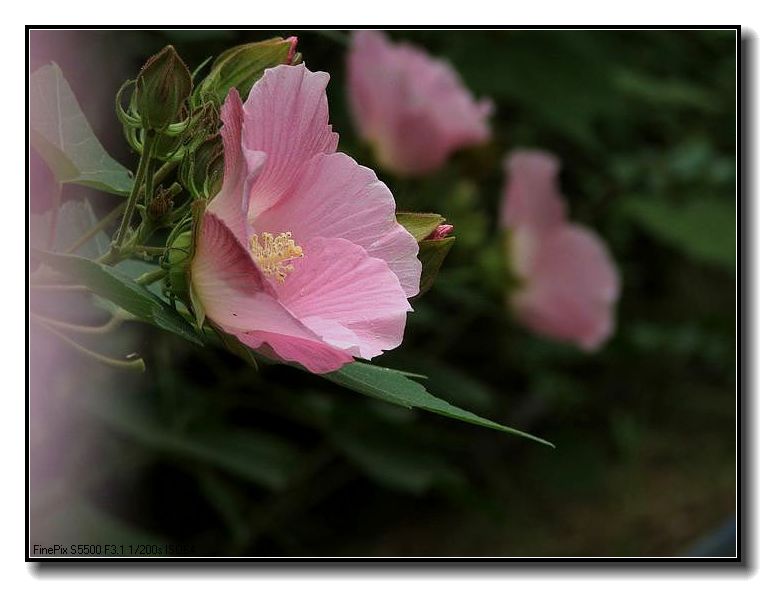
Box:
[428,224,454,240]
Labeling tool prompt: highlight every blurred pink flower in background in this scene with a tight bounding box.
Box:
[347,30,492,177]
[502,150,620,351]
[191,64,421,374]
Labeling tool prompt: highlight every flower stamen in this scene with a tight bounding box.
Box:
[250,231,304,283]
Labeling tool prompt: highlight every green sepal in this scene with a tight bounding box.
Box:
[396,213,446,242]
[32,249,203,345]
[418,236,455,295]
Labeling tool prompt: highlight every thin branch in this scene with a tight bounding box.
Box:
[32,317,145,372]
[29,283,88,292]
[31,311,123,335]
[133,245,167,256]
[64,201,126,254]
[46,182,63,250]
[135,267,167,286]
[110,132,158,259]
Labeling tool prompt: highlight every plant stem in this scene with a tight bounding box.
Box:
[133,245,167,256]
[31,311,123,335]
[64,202,126,254]
[110,132,158,259]
[29,283,88,292]
[46,182,63,250]
[32,317,145,371]
[145,154,157,206]
[136,267,167,285]
[153,160,178,187]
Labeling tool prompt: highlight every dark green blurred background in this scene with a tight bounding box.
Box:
[29,29,737,557]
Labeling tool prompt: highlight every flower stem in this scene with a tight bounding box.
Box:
[133,245,167,257]
[153,159,178,187]
[29,283,88,292]
[46,182,63,250]
[135,267,167,285]
[110,132,158,260]
[32,316,145,371]
[31,311,123,335]
[64,201,126,254]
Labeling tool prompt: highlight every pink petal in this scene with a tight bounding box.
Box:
[512,224,620,351]
[236,331,354,374]
[192,212,352,372]
[207,89,266,245]
[274,237,413,360]
[501,150,567,232]
[241,64,339,220]
[347,30,491,176]
[428,224,454,240]
[254,152,421,297]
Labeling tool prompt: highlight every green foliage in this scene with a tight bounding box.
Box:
[623,196,736,271]
[195,37,296,104]
[29,199,110,258]
[324,362,553,446]
[85,392,302,490]
[33,250,203,345]
[29,63,134,195]
[29,29,737,557]
[331,408,465,494]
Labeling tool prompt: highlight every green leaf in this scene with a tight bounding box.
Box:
[623,196,736,271]
[324,362,553,447]
[384,356,496,413]
[615,69,716,111]
[29,199,110,258]
[29,63,133,195]
[396,212,446,242]
[33,250,203,345]
[443,31,622,148]
[86,393,303,490]
[418,236,455,294]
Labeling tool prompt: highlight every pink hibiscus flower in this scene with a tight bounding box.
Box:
[502,150,620,351]
[190,64,421,374]
[347,30,492,177]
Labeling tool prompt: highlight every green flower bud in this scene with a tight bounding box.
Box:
[136,45,192,131]
[189,101,221,138]
[395,212,447,242]
[167,230,193,300]
[180,133,225,199]
[147,184,180,223]
[195,37,298,104]
[168,225,207,329]
[395,212,455,296]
